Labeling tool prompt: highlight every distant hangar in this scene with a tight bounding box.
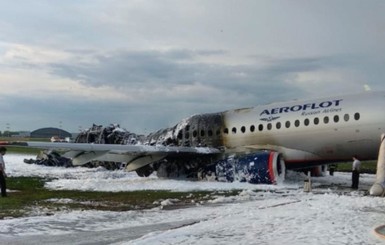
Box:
[30,127,72,139]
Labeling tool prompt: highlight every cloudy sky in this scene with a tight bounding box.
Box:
[0,1,384,134]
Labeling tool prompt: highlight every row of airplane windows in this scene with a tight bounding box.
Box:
[179,113,360,139]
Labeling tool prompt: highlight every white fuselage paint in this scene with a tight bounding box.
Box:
[20,91,385,172]
[221,91,385,164]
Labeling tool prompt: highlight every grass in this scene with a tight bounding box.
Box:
[0,137,47,155]
[333,160,377,174]
[0,143,241,219]
[0,144,379,219]
[0,160,378,219]
[6,146,41,155]
[0,177,240,219]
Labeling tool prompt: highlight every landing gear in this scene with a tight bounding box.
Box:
[135,165,154,177]
[370,134,385,196]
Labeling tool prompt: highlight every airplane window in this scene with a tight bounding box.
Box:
[314,117,319,125]
[185,125,190,131]
[250,125,255,132]
[193,130,197,137]
[267,123,272,130]
[224,128,229,134]
[276,122,281,129]
[344,114,349,122]
[324,116,329,124]
[208,130,213,137]
[258,124,263,131]
[354,112,360,120]
[304,118,310,126]
[334,115,339,123]
[295,120,300,127]
[178,131,183,140]
[285,121,290,128]
[185,132,190,138]
[232,127,237,134]
[201,130,205,137]
[241,126,246,133]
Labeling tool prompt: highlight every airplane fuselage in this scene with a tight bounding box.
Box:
[159,91,385,168]
[16,91,385,179]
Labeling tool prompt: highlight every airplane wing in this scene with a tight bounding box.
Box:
[3,141,222,171]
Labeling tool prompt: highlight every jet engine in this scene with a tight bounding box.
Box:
[215,151,285,184]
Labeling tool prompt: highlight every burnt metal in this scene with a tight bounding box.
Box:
[24,113,227,177]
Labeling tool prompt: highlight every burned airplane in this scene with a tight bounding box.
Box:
[10,91,385,184]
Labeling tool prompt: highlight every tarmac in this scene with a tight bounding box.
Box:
[0,219,200,245]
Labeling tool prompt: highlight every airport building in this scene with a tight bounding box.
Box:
[30,127,72,139]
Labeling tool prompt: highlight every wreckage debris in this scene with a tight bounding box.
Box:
[24,124,142,170]
[25,113,226,178]
[75,124,143,145]
[24,151,73,168]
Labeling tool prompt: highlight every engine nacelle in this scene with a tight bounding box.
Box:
[215,151,285,184]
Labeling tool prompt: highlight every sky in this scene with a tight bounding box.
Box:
[1,1,385,134]
[1,154,384,244]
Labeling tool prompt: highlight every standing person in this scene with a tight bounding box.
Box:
[329,164,337,176]
[0,147,7,197]
[351,155,361,189]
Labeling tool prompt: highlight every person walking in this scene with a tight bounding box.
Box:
[351,155,361,189]
[0,147,7,197]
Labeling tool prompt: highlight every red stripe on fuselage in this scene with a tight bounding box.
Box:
[268,152,275,184]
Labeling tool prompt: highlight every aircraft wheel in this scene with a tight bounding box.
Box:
[135,165,154,177]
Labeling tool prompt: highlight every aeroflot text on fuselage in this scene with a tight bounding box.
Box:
[259,99,343,116]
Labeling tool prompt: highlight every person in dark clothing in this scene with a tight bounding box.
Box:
[329,164,337,176]
[351,155,361,189]
[0,147,7,197]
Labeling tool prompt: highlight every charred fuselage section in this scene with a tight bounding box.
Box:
[24,113,286,184]
[144,112,225,147]
[25,113,227,176]
[138,112,226,178]
[25,124,142,170]
[75,124,144,145]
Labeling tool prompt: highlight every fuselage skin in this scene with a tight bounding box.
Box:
[17,91,385,174]
[167,91,385,169]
